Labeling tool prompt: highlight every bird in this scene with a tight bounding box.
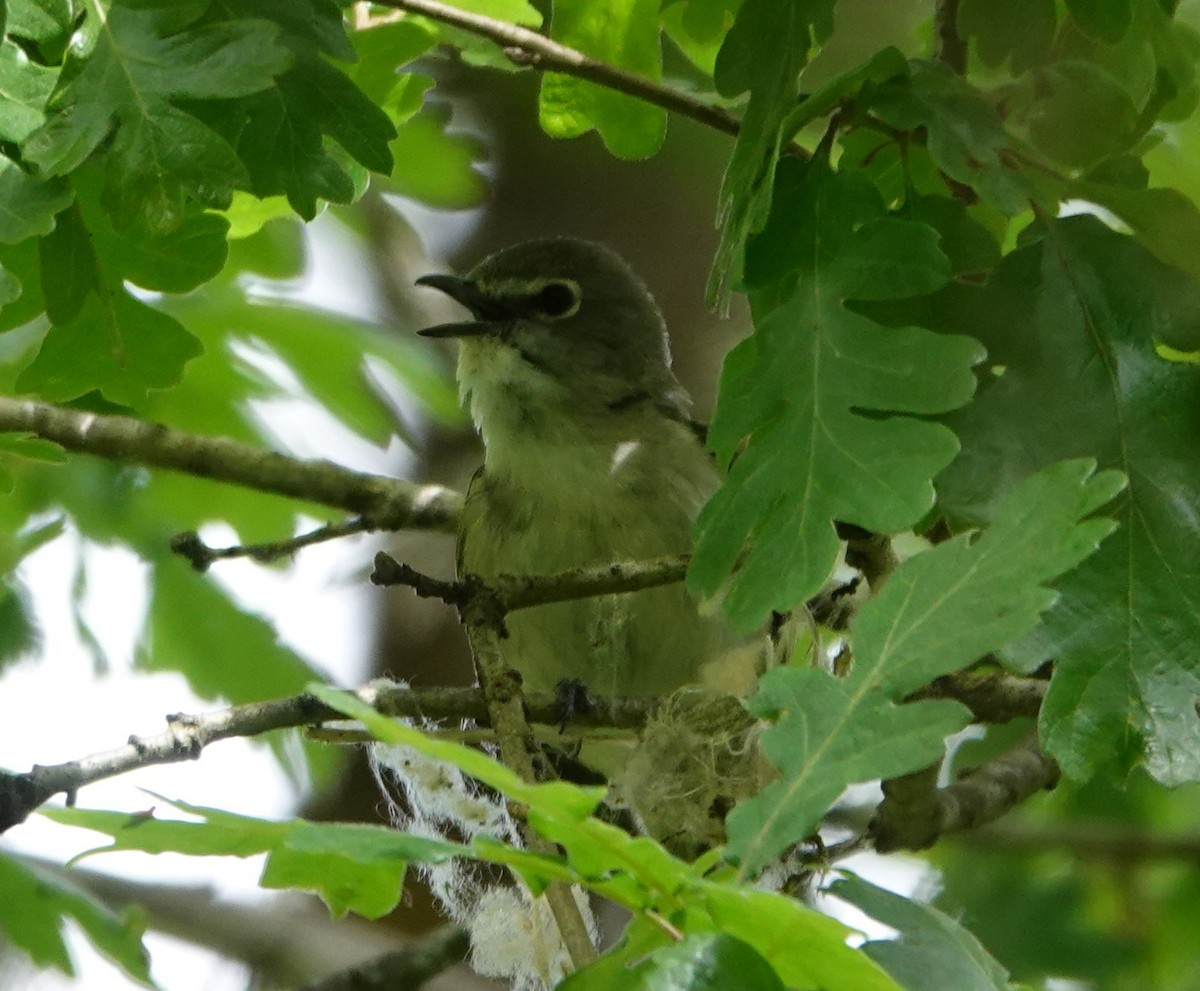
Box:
[415,237,738,701]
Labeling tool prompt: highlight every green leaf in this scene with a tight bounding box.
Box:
[349,19,437,100]
[39,204,96,325]
[831,874,1016,991]
[262,819,454,918]
[725,459,1121,875]
[958,0,1057,73]
[676,0,743,45]
[0,851,151,984]
[0,237,45,329]
[574,933,787,991]
[230,55,393,219]
[0,157,71,243]
[7,0,73,44]
[660,2,728,77]
[1026,61,1139,168]
[0,578,38,664]
[278,56,395,177]
[220,192,297,239]
[908,194,1003,276]
[700,887,901,991]
[68,168,230,295]
[176,0,394,215]
[691,155,980,629]
[539,0,666,160]
[933,216,1200,784]
[387,102,488,209]
[26,7,292,231]
[1075,182,1200,283]
[866,60,1039,215]
[557,915,673,990]
[102,106,249,232]
[781,46,909,138]
[707,0,836,306]
[1066,0,1134,43]
[28,177,223,399]
[139,559,319,703]
[43,800,458,920]
[348,19,437,131]
[421,0,542,70]
[17,289,203,405]
[0,40,58,142]
[94,210,230,295]
[853,459,1122,698]
[0,261,21,309]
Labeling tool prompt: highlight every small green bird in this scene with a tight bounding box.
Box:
[417,238,736,699]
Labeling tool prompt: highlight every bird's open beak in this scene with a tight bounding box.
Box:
[415,273,506,338]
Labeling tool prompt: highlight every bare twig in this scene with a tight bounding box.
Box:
[0,683,654,834]
[371,551,689,613]
[172,516,376,571]
[377,0,743,140]
[870,733,1060,852]
[0,397,462,533]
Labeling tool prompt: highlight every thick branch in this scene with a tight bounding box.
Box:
[912,668,1047,723]
[0,683,653,834]
[871,734,1059,852]
[0,397,462,532]
[378,0,742,139]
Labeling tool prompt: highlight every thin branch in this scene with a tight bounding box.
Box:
[377,0,743,139]
[870,733,1060,853]
[0,683,654,834]
[0,397,462,533]
[171,516,376,572]
[934,0,967,75]
[301,925,470,991]
[371,551,689,613]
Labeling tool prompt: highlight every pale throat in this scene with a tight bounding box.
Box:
[458,338,677,496]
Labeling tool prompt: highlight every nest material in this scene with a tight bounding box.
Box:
[609,688,771,858]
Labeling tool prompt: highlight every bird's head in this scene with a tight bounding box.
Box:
[416,238,683,412]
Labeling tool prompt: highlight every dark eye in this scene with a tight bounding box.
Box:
[530,280,580,319]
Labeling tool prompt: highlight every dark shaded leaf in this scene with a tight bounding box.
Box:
[692,155,978,628]
[934,217,1200,784]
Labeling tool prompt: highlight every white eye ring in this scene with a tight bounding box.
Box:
[529,279,581,320]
